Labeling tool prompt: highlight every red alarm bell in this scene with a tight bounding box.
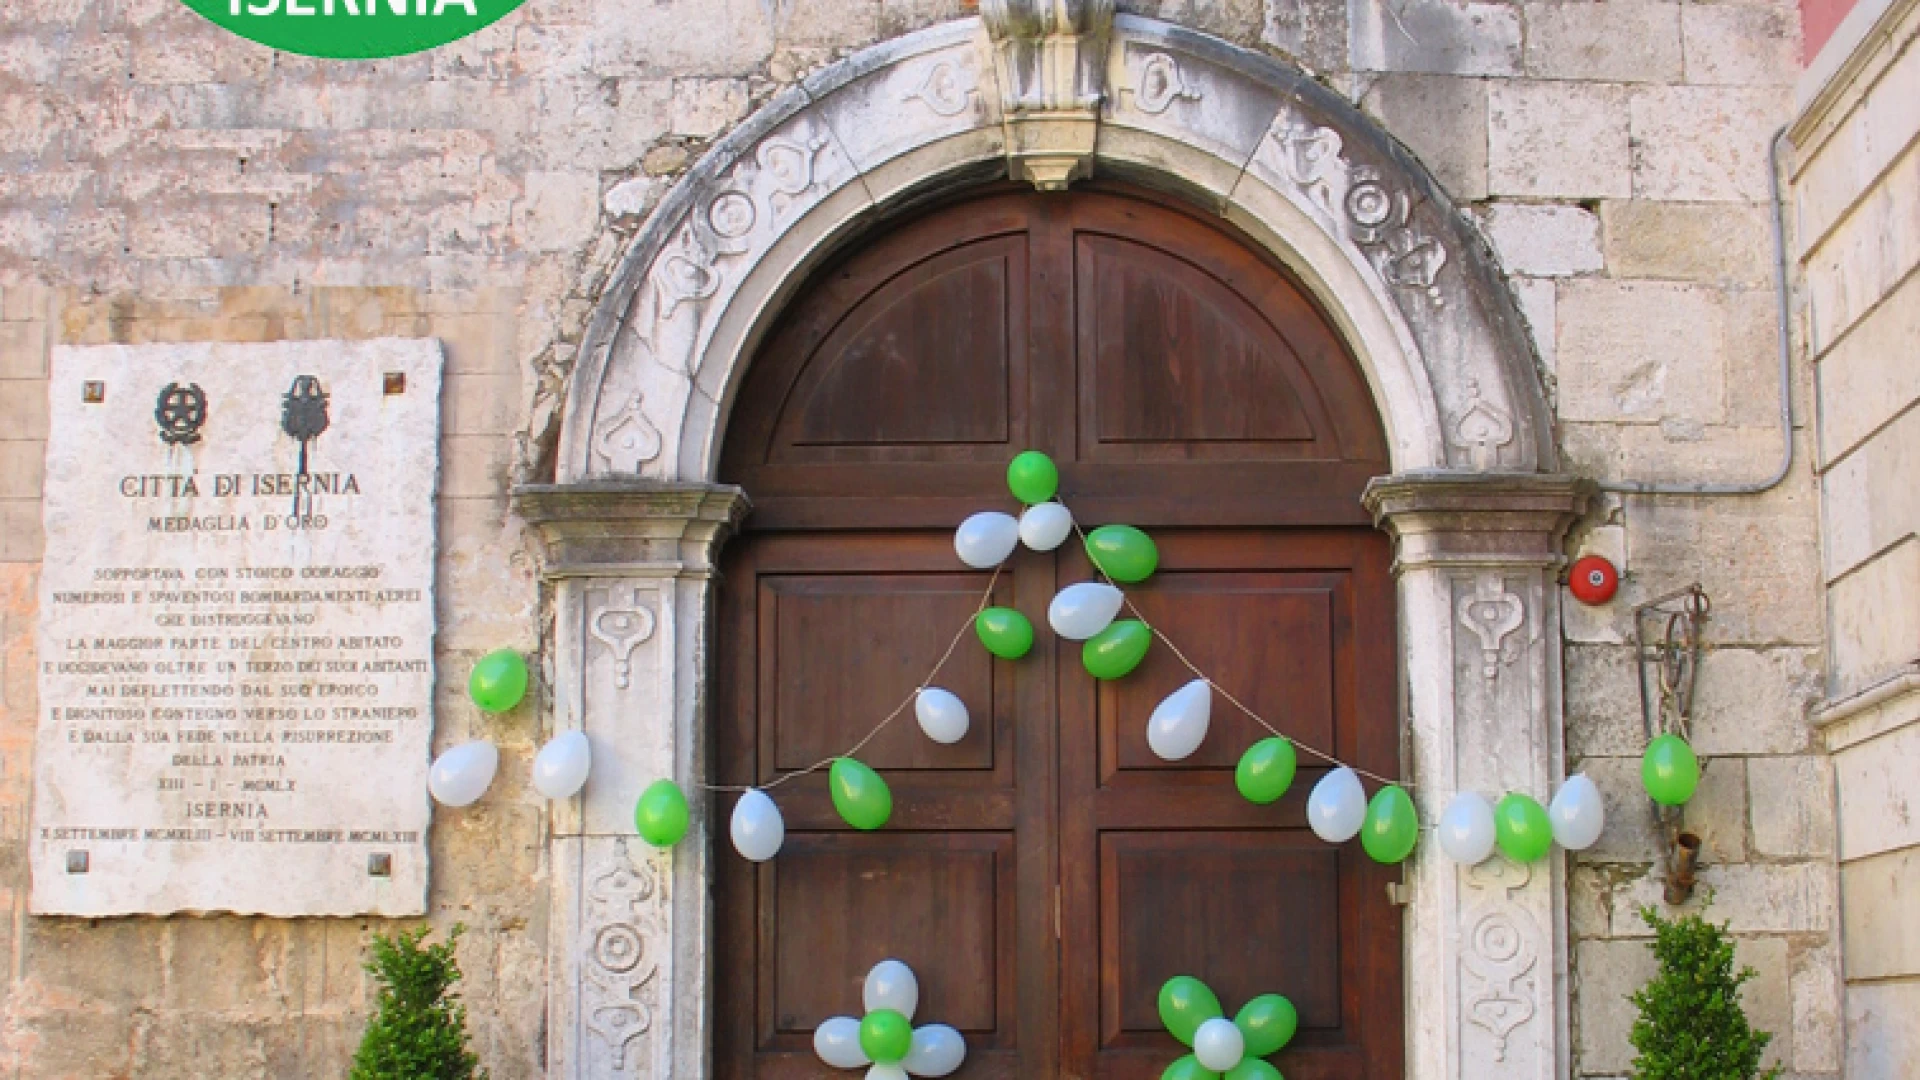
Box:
[1568,555,1619,605]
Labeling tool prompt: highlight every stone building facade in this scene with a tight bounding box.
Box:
[0,0,1903,1076]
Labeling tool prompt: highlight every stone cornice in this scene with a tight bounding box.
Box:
[513,480,750,578]
[1363,471,1594,571]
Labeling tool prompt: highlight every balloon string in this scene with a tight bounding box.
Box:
[1067,516,1414,791]
[694,563,1004,795]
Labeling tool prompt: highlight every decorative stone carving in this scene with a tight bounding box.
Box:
[1265,110,1451,307]
[1454,379,1516,470]
[1457,573,1526,680]
[590,585,659,689]
[1460,857,1542,1063]
[904,58,978,116]
[581,841,664,1074]
[1125,51,1200,114]
[593,391,664,474]
[539,20,1590,1075]
[755,134,832,217]
[980,0,1115,188]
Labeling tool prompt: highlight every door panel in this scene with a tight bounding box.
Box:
[1103,830,1343,1037]
[1100,571,1339,775]
[714,531,1057,1078]
[715,188,1400,1080]
[1058,528,1401,1079]
[763,574,1004,773]
[770,832,1014,1035]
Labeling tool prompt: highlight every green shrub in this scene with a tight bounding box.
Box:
[1628,906,1781,1080]
[350,924,487,1080]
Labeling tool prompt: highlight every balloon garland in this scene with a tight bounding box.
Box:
[429,648,530,808]
[428,648,602,809]
[814,960,966,1078]
[627,449,1612,870]
[631,565,1006,860]
[1158,976,1296,1079]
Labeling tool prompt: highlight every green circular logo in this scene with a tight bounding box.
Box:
[178,0,527,59]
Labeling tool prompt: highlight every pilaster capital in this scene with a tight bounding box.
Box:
[1362,471,1594,573]
[513,480,751,579]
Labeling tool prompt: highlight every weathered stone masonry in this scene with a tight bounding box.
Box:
[0,0,1836,1076]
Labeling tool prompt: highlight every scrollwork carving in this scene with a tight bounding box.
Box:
[1266,112,1450,307]
[1457,574,1525,680]
[592,391,663,475]
[581,841,663,1074]
[755,134,830,217]
[590,585,658,690]
[1460,857,1540,1064]
[1455,379,1516,470]
[1126,52,1201,115]
[904,58,977,117]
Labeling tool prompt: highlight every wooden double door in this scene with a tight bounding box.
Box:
[713,189,1404,1078]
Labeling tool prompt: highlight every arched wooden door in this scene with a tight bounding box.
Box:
[713,189,1403,1079]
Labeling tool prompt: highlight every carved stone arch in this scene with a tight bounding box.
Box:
[520,11,1592,1080]
[558,15,1555,487]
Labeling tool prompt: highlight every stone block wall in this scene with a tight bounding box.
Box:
[1791,0,1920,1073]
[0,0,1833,1076]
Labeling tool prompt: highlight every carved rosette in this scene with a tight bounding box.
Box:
[581,840,667,1076]
[980,0,1115,189]
[1266,109,1451,307]
[1460,857,1542,1065]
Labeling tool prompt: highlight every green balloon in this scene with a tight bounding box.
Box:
[1361,784,1420,864]
[1642,733,1701,806]
[634,779,690,848]
[1235,739,1299,805]
[1495,793,1554,863]
[1234,994,1298,1057]
[829,757,893,831]
[1158,975,1224,1047]
[1007,450,1060,504]
[858,1008,912,1063]
[1084,619,1152,680]
[1086,524,1160,584]
[469,648,529,714]
[1163,1055,1221,1080]
[976,607,1035,659]
[1225,1060,1284,1080]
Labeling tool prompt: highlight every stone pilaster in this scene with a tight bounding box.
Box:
[1364,472,1592,1080]
[514,481,750,1080]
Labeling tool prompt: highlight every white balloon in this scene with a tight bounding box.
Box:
[1437,790,1498,865]
[814,1016,870,1069]
[1147,679,1212,761]
[915,688,970,745]
[864,958,920,1019]
[1048,582,1125,641]
[1307,767,1368,843]
[865,1066,909,1080]
[1550,773,1607,851]
[1193,1017,1246,1071]
[531,730,592,799]
[904,1024,967,1077]
[1018,502,1073,552]
[428,740,499,807]
[954,512,1020,569]
[730,789,785,862]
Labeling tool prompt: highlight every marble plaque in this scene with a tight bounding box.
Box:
[30,340,442,917]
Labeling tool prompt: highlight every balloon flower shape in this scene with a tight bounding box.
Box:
[1158,976,1297,1080]
[815,959,966,1079]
